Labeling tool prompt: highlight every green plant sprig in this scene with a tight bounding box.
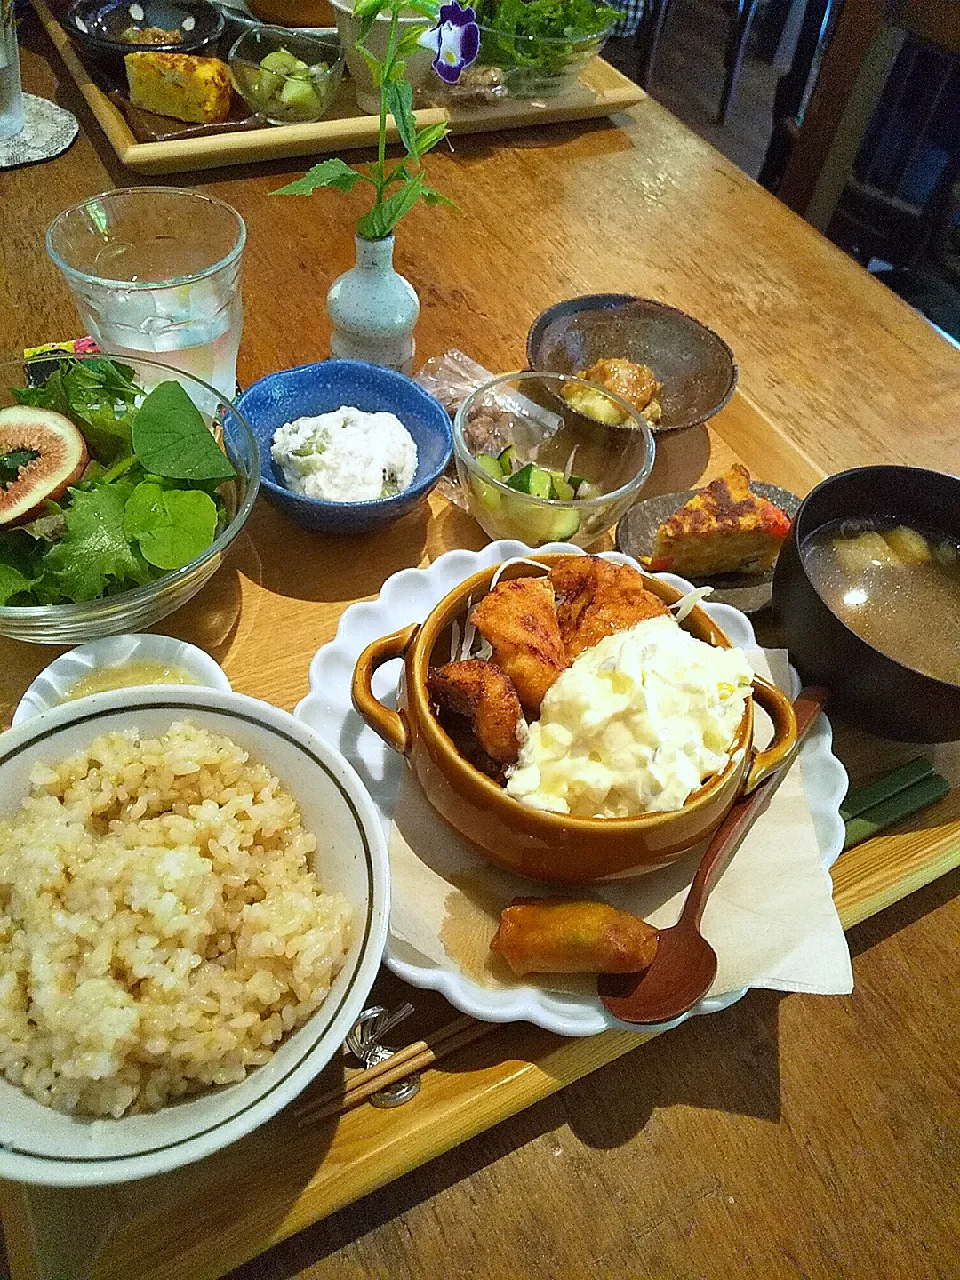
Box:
[272,0,455,240]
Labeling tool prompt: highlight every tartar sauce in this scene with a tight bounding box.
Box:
[506,615,754,818]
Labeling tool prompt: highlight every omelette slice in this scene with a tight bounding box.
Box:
[649,464,791,577]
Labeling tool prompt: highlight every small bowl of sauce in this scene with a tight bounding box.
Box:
[12,635,230,727]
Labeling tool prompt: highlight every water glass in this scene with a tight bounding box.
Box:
[46,188,246,402]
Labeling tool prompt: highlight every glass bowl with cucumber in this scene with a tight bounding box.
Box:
[228,26,344,126]
[452,371,656,548]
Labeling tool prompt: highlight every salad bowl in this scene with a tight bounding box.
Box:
[0,354,259,644]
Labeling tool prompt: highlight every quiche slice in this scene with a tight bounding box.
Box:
[648,464,791,577]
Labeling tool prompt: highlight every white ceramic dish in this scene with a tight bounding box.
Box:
[0,686,389,1187]
[12,633,232,727]
[296,539,848,1038]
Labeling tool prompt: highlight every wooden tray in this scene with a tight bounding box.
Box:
[30,0,644,174]
[1,393,957,1280]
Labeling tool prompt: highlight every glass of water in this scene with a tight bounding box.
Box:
[46,188,246,403]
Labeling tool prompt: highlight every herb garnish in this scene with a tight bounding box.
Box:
[0,360,236,607]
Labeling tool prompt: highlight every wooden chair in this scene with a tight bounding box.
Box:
[777,0,960,229]
[634,0,764,124]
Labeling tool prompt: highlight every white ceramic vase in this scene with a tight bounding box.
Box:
[326,233,420,374]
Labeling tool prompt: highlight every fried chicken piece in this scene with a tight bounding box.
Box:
[470,576,568,716]
[549,556,670,661]
[428,659,524,778]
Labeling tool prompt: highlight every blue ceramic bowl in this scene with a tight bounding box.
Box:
[238,360,453,535]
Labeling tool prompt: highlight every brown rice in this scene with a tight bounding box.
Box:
[0,720,353,1118]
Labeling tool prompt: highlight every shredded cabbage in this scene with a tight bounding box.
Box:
[671,585,714,623]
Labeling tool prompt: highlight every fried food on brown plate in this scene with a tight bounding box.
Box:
[470,576,568,716]
[428,659,524,778]
[549,556,669,662]
[491,897,660,975]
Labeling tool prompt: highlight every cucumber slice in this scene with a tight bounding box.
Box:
[507,462,552,500]
[502,493,581,545]
[549,473,575,501]
[497,444,518,476]
[568,473,586,492]
[476,453,503,481]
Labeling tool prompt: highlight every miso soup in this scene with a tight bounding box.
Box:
[801,520,960,685]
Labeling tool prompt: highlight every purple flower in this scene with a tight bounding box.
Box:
[419,2,480,84]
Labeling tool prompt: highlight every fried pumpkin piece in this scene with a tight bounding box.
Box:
[548,555,670,661]
[428,659,524,776]
[469,576,568,716]
[491,897,660,975]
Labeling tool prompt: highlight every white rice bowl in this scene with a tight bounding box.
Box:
[0,687,388,1186]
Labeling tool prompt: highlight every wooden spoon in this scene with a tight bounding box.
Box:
[598,686,828,1026]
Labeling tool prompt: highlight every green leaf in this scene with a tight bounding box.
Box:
[414,122,449,156]
[124,482,219,571]
[396,24,430,57]
[14,358,139,463]
[39,482,146,603]
[357,171,425,240]
[272,159,363,196]
[386,79,417,157]
[0,449,39,488]
[404,0,440,17]
[352,0,387,16]
[0,532,41,605]
[131,382,236,482]
[421,185,458,209]
[357,8,379,43]
[361,47,382,87]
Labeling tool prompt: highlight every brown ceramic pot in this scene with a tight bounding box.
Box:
[352,557,797,884]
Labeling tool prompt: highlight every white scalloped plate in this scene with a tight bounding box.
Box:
[296,540,848,1036]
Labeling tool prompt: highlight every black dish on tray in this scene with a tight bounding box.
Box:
[772,465,960,743]
[616,482,801,614]
[65,0,225,83]
[526,294,738,433]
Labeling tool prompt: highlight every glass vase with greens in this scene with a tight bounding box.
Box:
[274,2,479,371]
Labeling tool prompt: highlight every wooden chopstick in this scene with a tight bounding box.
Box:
[295,1014,490,1126]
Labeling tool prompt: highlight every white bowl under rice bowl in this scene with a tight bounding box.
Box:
[0,686,388,1186]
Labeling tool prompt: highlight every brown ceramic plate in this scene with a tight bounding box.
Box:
[526,295,738,433]
[616,483,801,613]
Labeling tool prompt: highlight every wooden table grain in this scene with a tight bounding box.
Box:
[2,11,959,1280]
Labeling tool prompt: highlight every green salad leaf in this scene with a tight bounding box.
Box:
[475,0,623,72]
[14,358,141,462]
[0,532,41,605]
[38,482,149,603]
[124,482,220,571]
[131,381,237,482]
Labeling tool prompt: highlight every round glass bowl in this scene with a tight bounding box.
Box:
[452,371,655,548]
[0,354,259,644]
[475,23,611,99]
[228,26,344,125]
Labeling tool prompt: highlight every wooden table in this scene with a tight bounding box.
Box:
[2,10,959,1279]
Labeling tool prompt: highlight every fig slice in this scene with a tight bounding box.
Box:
[0,406,89,527]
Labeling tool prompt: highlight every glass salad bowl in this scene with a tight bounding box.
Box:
[0,354,259,644]
[474,21,612,100]
[228,26,344,125]
[452,371,655,548]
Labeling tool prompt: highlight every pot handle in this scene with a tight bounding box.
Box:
[743,677,798,794]
[352,624,419,756]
